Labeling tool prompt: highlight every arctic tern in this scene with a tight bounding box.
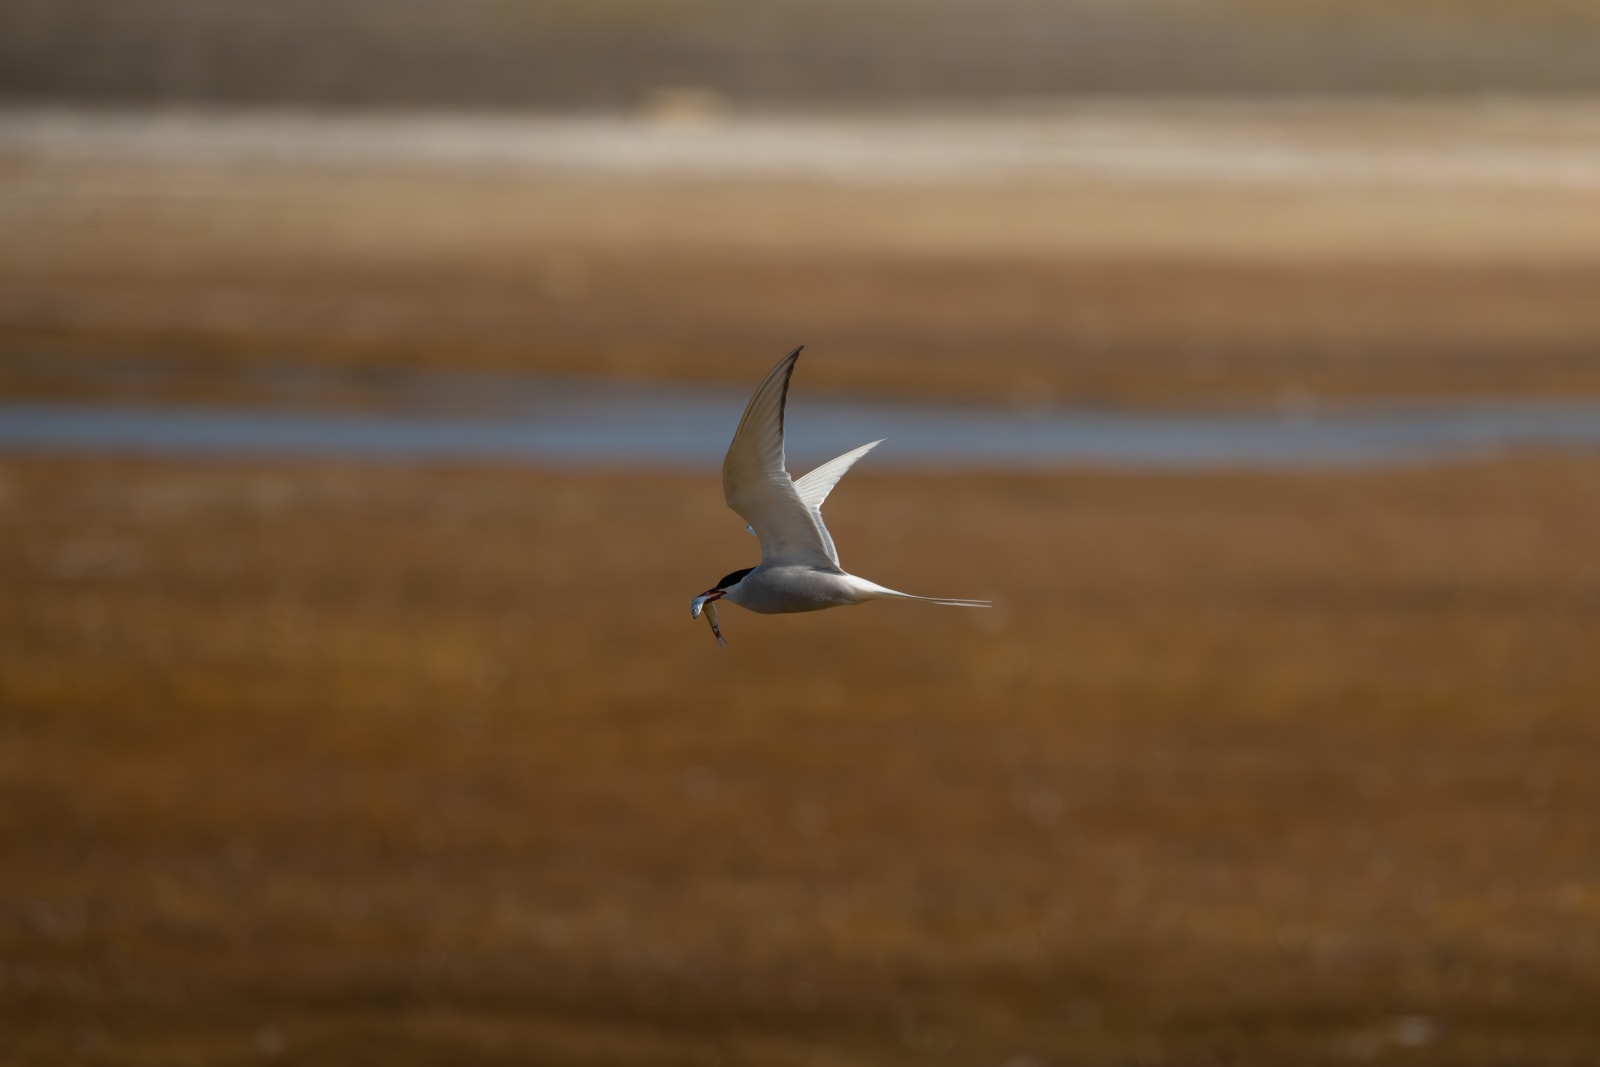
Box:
[691,345,990,646]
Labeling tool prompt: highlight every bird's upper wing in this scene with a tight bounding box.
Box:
[722,346,839,570]
[792,439,883,566]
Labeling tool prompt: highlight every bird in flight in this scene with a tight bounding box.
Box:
[691,345,991,646]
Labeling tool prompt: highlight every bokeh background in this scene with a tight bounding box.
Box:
[4,2,1600,1064]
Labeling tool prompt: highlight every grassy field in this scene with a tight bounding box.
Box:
[5,94,1600,1063]
[3,453,1600,1064]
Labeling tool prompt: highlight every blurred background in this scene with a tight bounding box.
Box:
[4,2,1600,1064]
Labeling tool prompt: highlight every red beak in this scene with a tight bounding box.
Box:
[690,588,725,619]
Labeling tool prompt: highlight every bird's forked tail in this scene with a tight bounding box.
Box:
[847,577,991,608]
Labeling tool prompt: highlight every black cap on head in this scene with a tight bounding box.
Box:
[716,567,754,590]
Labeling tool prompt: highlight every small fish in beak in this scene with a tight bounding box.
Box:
[690,591,728,647]
[704,600,727,647]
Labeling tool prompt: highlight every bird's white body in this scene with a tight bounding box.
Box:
[722,567,912,614]
[692,346,989,643]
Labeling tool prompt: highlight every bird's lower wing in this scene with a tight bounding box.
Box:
[730,474,841,568]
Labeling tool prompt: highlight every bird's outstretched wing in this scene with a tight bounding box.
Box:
[792,439,882,566]
[722,346,840,570]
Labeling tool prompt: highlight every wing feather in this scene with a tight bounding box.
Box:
[791,439,882,566]
[793,439,883,512]
[721,346,839,569]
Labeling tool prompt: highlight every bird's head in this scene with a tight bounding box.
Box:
[690,566,753,618]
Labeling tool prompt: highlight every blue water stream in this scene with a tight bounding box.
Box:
[5,373,1600,469]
